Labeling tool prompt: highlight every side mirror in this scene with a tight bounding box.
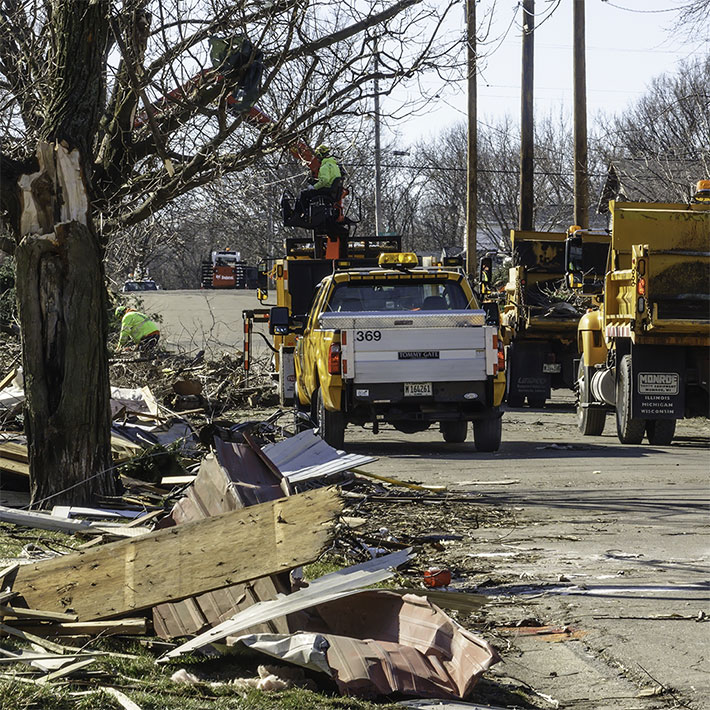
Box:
[269,306,291,335]
[482,300,500,326]
[565,235,583,272]
[479,256,493,294]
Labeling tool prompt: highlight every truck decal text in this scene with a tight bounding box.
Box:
[638,372,680,395]
[398,351,440,360]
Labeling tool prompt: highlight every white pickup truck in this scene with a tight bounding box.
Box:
[289,254,507,449]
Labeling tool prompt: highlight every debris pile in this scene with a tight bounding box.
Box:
[0,400,505,705]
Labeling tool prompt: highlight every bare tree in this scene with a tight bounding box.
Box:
[0,0,460,504]
[597,54,710,203]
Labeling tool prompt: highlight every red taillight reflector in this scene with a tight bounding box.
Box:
[328,344,341,375]
[637,277,646,295]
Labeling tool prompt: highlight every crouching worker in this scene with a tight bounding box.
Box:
[115,306,160,354]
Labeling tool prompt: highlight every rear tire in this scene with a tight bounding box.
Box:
[441,420,468,443]
[316,387,345,449]
[646,419,676,445]
[577,362,606,436]
[616,355,645,444]
[473,415,502,452]
[527,395,546,408]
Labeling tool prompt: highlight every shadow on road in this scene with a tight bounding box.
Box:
[344,436,673,460]
[473,486,708,528]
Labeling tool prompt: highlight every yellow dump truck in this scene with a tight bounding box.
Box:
[570,193,710,444]
[268,252,506,449]
[497,230,609,407]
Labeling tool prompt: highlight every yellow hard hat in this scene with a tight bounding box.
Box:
[695,179,710,194]
[314,144,330,158]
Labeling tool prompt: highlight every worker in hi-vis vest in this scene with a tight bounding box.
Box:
[115,306,160,354]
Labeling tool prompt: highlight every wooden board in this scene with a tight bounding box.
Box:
[4,619,147,637]
[12,487,341,620]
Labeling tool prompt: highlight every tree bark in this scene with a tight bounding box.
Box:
[15,219,113,506]
[14,0,115,507]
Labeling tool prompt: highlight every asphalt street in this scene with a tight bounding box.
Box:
[138,289,709,709]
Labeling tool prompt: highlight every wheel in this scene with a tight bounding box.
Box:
[441,420,468,443]
[615,355,645,444]
[316,387,345,449]
[507,393,525,408]
[526,395,546,408]
[646,419,676,445]
[473,415,502,452]
[576,362,606,436]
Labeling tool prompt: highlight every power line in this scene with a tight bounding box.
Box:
[343,162,608,177]
[600,0,696,14]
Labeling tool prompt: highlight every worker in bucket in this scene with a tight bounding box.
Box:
[290,144,343,224]
[115,305,161,354]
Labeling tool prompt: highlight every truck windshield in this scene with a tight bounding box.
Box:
[327,279,471,312]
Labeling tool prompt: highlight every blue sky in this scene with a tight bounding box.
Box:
[389,0,708,143]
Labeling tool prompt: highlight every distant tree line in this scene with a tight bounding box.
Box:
[115,53,708,289]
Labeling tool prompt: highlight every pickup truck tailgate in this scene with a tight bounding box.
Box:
[319,311,497,383]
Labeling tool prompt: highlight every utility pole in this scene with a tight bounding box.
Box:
[465,0,477,278]
[573,0,589,228]
[373,39,383,236]
[519,0,535,231]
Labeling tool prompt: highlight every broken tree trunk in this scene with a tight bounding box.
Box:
[15,142,114,506]
[11,487,342,620]
[10,1,114,506]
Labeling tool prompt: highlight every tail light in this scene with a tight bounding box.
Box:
[637,277,646,295]
[493,334,505,374]
[328,344,341,375]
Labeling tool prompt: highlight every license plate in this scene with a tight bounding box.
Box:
[543,363,561,373]
[404,382,432,397]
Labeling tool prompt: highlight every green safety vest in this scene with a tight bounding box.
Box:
[313,156,341,190]
[118,311,160,347]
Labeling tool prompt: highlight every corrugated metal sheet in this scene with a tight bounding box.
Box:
[152,438,292,639]
[159,549,413,661]
[262,430,376,482]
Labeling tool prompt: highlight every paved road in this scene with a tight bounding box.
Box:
[131,290,709,708]
[345,402,710,709]
[124,289,265,357]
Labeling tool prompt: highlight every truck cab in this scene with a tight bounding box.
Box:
[289,253,506,450]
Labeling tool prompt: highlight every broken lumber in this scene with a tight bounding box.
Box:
[12,487,342,620]
[0,605,78,622]
[3,619,147,637]
[0,505,150,538]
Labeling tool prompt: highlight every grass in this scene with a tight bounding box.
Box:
[0,523,80,559]
[0,635,406,710]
